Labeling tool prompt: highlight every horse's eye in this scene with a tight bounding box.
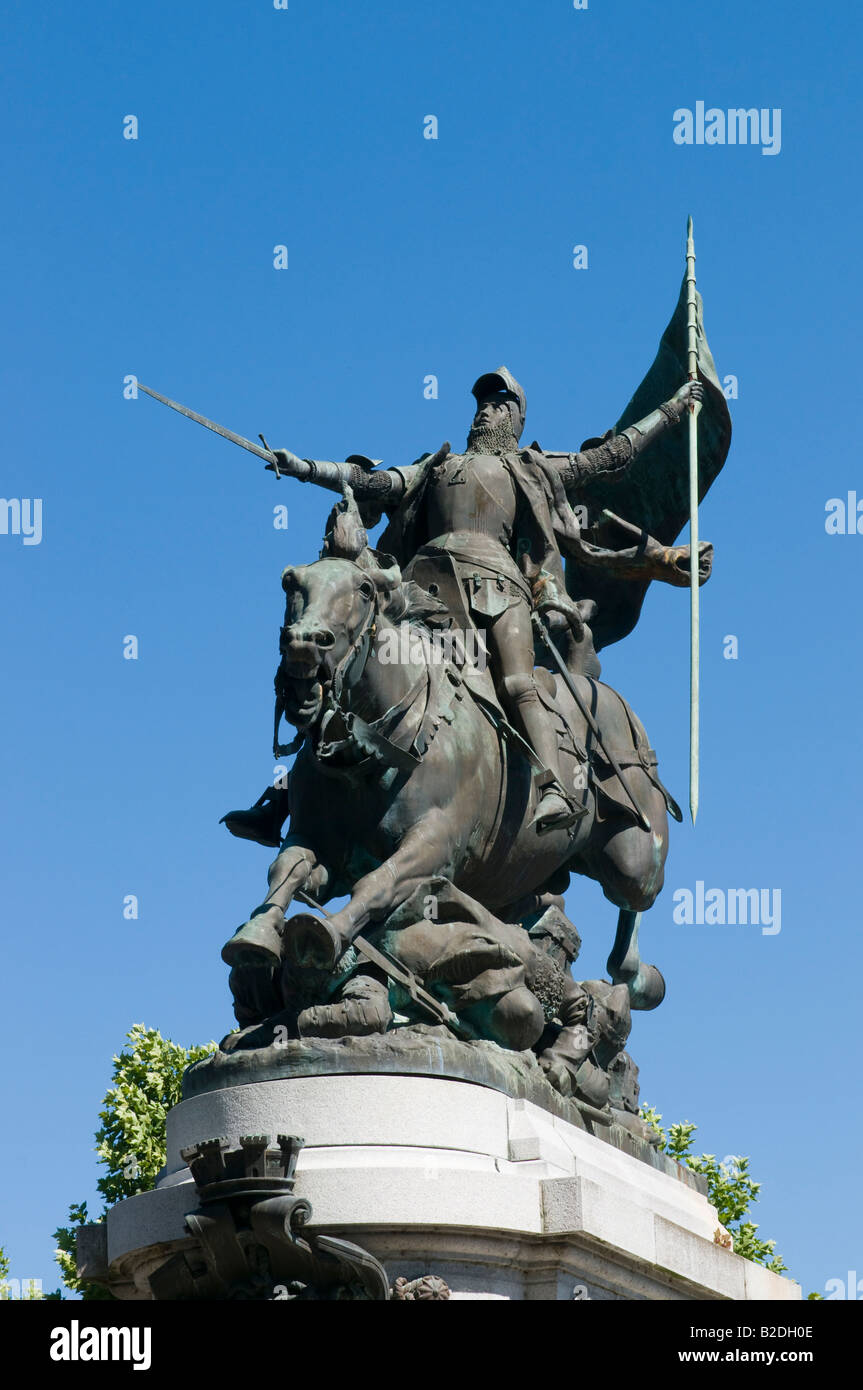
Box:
[360,581,374,600]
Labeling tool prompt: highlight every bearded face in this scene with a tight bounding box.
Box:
[466,395,520,453]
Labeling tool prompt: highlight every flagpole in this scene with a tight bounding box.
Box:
[686,216,701,824]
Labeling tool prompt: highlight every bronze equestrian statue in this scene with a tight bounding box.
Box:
[139,269,731,1107]
[219,348,725,1019]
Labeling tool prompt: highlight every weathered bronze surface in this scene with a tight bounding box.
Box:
[144,262,731,1133]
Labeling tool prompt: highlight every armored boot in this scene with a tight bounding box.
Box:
[220,786,290,848]
[527,730,582,833]
[500,675,584,832]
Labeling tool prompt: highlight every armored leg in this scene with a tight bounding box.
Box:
[487,605,579,832]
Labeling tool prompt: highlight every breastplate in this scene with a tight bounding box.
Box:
[425,452,517,543]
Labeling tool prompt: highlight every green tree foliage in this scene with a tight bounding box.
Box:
[53,1024,216,1298]
[639,1106,787,1275]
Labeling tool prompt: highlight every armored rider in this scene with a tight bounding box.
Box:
[223,368,703,841]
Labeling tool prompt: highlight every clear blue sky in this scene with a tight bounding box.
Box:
[1,0,859,1297]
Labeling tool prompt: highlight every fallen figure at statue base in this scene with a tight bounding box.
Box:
[216,877,659,1144]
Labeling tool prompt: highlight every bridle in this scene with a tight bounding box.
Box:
[328,563,379,706]
[274,562,379,758]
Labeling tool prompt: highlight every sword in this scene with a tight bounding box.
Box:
[136,380,285,477]
[293,890,470,1039]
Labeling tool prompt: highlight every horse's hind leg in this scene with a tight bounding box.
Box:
[607,909,665,1011]
[574,789,670,1011]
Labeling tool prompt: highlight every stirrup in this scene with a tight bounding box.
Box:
[531,784,584,833]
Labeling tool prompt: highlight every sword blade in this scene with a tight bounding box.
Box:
[350,934,463,1031]
[137,381,277,465]
[292,888,466,1035]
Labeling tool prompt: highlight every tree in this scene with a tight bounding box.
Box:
[53,1023,216,1298]
[639,1106,788,1275]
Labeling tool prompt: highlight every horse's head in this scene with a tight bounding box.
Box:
[273,487,400,731]
[277,558,378,727]
[279,558,375,678]
[275,486,445,736]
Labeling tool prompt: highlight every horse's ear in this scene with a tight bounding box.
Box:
[320,485,368,562]
[359,550,446,622]
[363,555,404,616]
[319,488,410,616]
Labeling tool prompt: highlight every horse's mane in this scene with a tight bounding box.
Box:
[318,486,446,625]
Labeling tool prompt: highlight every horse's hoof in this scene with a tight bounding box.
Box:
[627,964,666,1011]
[283,912,344,971]
[221,905,285,968]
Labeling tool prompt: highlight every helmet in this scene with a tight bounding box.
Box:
[471,366,526,442]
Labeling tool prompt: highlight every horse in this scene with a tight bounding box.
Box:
[222,537,677,1013]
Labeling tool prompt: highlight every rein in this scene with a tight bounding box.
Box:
[273,563,378,759]
[275,565,419,771]
[330,577,379,708]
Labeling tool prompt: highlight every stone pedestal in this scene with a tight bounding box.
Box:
[89,1073,800,1301]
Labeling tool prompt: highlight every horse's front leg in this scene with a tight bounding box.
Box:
[284,814,450,971]
[221,837,329,968]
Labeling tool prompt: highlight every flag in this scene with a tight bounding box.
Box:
[565,275,732,651]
